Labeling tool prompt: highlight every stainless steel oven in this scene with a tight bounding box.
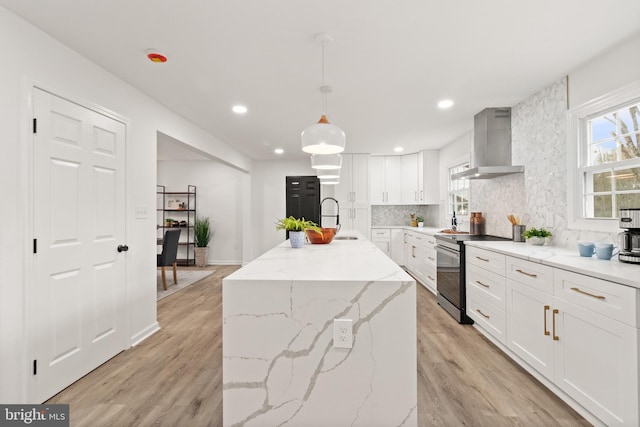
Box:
[435,233,511,324]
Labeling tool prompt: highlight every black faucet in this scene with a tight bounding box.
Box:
[320,197,340,232]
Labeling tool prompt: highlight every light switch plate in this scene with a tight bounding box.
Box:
[135,205,148,219]
[333,319,353,349]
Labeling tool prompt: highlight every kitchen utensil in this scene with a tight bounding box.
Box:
[577,241,595,257]
[512,225,526,242]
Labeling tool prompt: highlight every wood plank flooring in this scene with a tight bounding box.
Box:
[47,265,590,426]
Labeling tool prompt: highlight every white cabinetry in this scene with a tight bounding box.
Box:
[466,247,507,344]
[404,230,436,294]
[401,153,420,204]
[390,229,406,265]
[371,228,390,256]
[369,156,402,204]
[335,154,370,238]
[418,150,440,204]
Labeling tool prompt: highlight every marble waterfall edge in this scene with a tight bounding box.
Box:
[222,235,417,427]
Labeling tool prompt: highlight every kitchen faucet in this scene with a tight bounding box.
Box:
[320,197,340,232]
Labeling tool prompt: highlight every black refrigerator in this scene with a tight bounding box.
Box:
[285,176,320,237]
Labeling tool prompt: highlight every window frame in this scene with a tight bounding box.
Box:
[567,80,640,233]
[448,157,470,221]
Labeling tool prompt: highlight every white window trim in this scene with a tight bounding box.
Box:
[448,155,471,223]
[567,79,640,233]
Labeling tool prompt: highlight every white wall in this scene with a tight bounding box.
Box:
[157,160,245,264]
[250,159,323,259]
[0,7,250,403]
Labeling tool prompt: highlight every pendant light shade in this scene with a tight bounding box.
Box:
[301,33,345,155]
[301,115,345,154]
[310,153,342,170]
[317,168,340,179]
[319,177,340,185]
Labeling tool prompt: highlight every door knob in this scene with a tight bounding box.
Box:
[117,244,129,252]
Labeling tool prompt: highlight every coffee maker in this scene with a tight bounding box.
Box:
[619,208,640,264]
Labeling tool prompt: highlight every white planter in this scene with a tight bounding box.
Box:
[194,247,208,267]
[289,231,305,248]
[527,236,545,246]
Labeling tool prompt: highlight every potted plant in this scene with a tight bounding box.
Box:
[275,216,321,248]
[165,217,174,227]
[194,216,213,267]
[522,227,552,246]
[416,216,425,228]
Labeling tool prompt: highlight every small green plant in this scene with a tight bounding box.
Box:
[194,216,213,247]
[275,216,321,234]
[522,227,552,239]
[415,216,425,223]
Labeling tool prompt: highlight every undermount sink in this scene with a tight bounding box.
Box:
[334,236,358,240]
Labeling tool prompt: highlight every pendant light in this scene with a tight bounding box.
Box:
[301,33,345,155]
[316,168,340,179]
[310,153,342,170]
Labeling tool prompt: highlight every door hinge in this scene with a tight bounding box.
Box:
[33,359,37,375]
[33,238,37,254]
[33,118,37,134]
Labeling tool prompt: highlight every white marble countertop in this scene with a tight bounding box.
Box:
[371,225,442,236]
[226,231,414,283]
[466,241,640,289]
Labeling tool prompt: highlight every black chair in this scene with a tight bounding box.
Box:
[157,229,181,290]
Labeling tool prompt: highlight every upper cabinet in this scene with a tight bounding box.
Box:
[370,150,440,205]
[334,154,369,206]
[369,156,402,204]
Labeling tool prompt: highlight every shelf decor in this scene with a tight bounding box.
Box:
[157,184,197,265]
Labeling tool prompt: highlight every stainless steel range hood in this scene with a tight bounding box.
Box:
[451,107,524,180]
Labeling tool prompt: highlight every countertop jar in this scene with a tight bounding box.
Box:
[470,212,485,235]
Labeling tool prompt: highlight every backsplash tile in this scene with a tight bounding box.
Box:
[470,77,618,247]
[371,205,439,227]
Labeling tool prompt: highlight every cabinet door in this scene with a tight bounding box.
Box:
[401,153,419,204]
[506,279,555,379]
[351,154,370,205]
[334,154,352,206]
[390,229,406,265]
[553,298,639,426]
[351,206,371,239]
[369,156,385,204]
[420,150,440,204]
[385,156,403,204]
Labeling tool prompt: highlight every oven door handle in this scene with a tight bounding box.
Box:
[436,245,460,261]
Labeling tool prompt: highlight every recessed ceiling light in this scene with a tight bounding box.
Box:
[438,99,454,109]
[394,147,404,153]
[232,105,248,114]
[274,148,284,154]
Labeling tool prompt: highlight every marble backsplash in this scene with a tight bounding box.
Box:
[371,205,439,227]
[470,77,619,247]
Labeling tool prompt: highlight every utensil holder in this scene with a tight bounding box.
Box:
[513,225,526,242]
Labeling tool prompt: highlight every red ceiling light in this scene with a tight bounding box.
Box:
[146,50,167,63]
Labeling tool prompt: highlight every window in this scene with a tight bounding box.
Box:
[580,102,640,218]
[568,82,640,232]
[449,162,469,216]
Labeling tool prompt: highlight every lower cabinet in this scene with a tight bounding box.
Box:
[404,230,436,294]
[470,246,640,426]
[390,229,405,265]
[371,228,390,256]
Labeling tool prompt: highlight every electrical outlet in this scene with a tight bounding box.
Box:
[333,319,353,349]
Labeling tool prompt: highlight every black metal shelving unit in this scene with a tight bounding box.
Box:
[157,184,197,266]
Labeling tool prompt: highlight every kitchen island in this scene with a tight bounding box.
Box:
[222,232,417,427]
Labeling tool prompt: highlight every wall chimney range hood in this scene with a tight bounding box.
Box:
[451,107,524,180]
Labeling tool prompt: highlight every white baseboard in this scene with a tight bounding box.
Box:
[130,322,160,347]
[207,259,242,265]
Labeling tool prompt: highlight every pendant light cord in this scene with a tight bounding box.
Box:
[321,41,327,115]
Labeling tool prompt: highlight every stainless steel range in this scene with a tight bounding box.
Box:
[435,233,511,323]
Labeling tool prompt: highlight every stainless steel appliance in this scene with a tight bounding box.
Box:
[435,233,511,323]
[619,208,640,264]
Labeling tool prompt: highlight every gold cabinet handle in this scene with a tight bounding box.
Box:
[428,275,435,281]
[412,245,416,258]
[476,256,489,262]
[552,309,559,341]
[516,269,538,278]
[476,280,490,288]
[428,256,435,261]
[570,287,605,300]
[476,309,490,319]
[543,305,550,336]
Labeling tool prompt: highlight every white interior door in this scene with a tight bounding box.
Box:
[32,88,127,402]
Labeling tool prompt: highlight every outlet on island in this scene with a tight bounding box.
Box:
[333,318,353,349]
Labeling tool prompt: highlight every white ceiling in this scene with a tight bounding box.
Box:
[3,1,640,161]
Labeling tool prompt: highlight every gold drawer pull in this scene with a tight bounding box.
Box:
[476,280,490,288]
[428,256,435,261]
[428,275,435,281]
[476,256,490,262]
[476,309,490,319]
[516,269,538,278]
[543,305,550,336]
[570,287,605,300]
[552,309,559,341]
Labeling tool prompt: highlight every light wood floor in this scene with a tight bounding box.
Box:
[47,265,590,426]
